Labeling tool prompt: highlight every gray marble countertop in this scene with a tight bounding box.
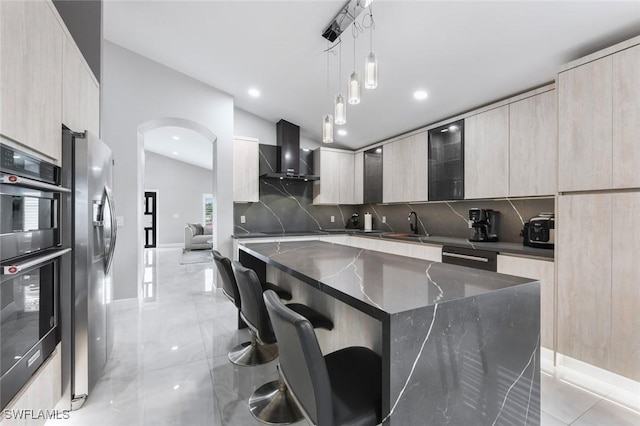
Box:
[239,240,536,319]
[233,230,554,259]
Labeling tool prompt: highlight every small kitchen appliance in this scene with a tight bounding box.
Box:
[522,213,554,249]
[469,208,500,242]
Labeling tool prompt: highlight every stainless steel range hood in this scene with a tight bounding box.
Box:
[261,119,319,181]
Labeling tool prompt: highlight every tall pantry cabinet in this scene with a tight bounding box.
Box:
[557,36,640,381]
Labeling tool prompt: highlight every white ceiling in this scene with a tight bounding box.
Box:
[144,126,213,170]
[104,1,640,151]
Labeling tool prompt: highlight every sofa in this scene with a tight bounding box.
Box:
[184,223,213,250]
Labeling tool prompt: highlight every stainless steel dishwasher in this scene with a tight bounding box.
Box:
[441,245,497,272]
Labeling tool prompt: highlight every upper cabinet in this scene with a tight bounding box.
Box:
[612,44,640,189]
[313,148,357,205]
[428,120,464,201]
[509,90,557,197]
[363,147,383,204]
[558,57,613,192]
[464,106,510,199]
[62,34,100,136]
[1,0,63,162]
[233,137,259,202]
[353,152,364,204]
[559,42,640,192]
[383,132,428,203]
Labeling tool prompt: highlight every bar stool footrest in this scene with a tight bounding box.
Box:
[286,303,334,330]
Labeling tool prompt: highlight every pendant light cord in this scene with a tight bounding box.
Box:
[326,41,330,108]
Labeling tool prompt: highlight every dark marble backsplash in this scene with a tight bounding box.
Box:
[234,143,555,242]
[357,198,555,243]
[233,179,359,234]
[234,180,553,243]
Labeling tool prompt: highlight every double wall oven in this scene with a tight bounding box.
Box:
[0,144,71,409]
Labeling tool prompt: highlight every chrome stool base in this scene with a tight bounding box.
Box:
[228,340,278,366]
[248,380,303,425]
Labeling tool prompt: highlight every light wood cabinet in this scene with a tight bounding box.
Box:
[339,151,354,203]
[509,91,557,196]
[557,191,640,381]
[558,57,613,192]
[353,152,364,204]
[313,148,356,204]
[0,0,63,162]
[612,45,640,189]
[233,137,259,202]
[382,132,428,203]
[610,192,640,381]
[62,33,100,136]
[464,106,509,199]
[382,138,402,203]
[497,255,555,350]
[557,193,612,370]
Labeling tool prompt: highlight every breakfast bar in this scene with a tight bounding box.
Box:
[239,239,541,426]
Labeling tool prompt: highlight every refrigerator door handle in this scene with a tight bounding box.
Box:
[103,185,117,274]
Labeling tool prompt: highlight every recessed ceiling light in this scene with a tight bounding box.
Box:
[172,135,180,140]
[337,129,347,136]
[413,90,428,100]
[449,125,458,131]
[172,151,179,156]
[375,148,382,154]
[248,88,261,98]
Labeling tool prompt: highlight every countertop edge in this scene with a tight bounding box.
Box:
[233,231,554,260]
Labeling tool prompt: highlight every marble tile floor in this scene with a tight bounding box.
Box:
[46,247,639,426]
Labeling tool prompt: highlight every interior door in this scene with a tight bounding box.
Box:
[143,191,157,248]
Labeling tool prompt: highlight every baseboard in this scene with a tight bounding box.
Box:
[553,352,640,412]
[156,243,183,248]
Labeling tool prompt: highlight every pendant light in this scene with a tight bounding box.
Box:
[364,4,378,89]
[322,46,334,143]
[335,40,346,125]
[322,114,333,143]
[348,24,361,105]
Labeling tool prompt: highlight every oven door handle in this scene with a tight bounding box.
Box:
[442,252,490,263]
[1,173,71,193]
[2,248,72,275]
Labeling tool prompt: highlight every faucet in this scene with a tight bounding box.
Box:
[408,211,418,234]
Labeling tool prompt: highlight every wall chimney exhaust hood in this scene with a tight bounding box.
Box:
[261,120,319,181]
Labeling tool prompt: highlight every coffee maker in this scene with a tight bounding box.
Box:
[469,208,500,242]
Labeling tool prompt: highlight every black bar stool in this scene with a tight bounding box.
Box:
[232,262,333,424]
[212,250,294,366]
[264,289,382,426]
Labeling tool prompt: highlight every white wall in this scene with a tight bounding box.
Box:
[234,107,320,150]
[144,151,212,245]
[102,41,234,300]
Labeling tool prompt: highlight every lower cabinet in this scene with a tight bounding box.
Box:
[557,191,640,381]
[344,237,442,262]
[497,255,555,350]
[610,192,640,380]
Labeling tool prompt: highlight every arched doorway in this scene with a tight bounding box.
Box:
[136,118,217,298]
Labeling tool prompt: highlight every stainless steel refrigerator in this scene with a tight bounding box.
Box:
[61,128,117,410]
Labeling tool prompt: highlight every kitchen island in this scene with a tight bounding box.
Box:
[239,240,540,426]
